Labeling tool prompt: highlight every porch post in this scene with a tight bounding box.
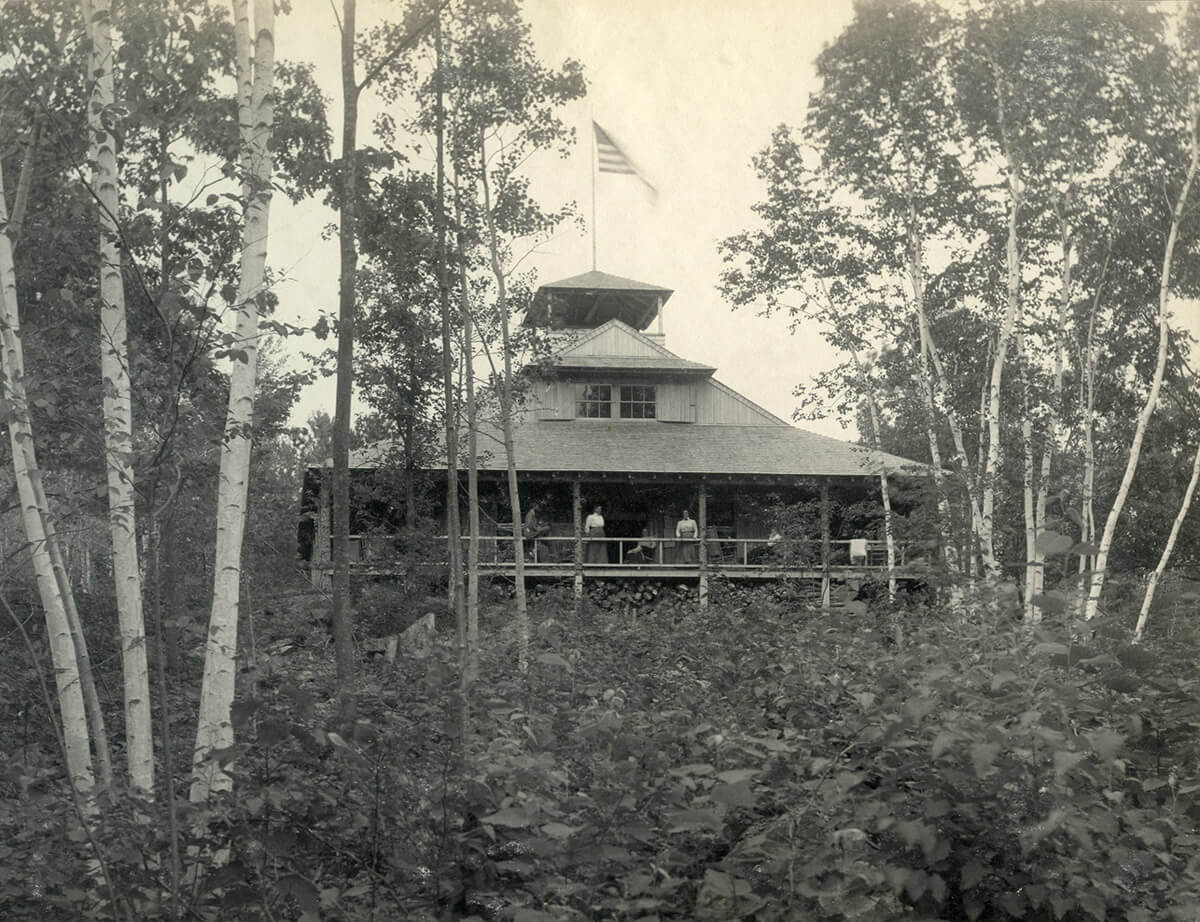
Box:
[698,481,708,610]
[313,472,332,590]
[572,478,583,606]
[821,477,831,614]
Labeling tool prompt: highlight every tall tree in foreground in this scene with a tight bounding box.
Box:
[191,0,274,802]
[433,13,466,651]
[438,0,583,671]
[80,0,154,793]
[1083,4,1200,620]
[1134,436,1200,641]
[329,0,435,701]
[0,162,94,795]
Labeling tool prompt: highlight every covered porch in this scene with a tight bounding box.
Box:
[306,469,920,602]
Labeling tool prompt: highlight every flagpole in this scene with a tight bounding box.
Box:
[590,116,597,271]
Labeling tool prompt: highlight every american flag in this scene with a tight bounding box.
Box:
[594,122,639,176]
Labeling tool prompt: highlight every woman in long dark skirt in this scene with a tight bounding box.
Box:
[584,504,607,564]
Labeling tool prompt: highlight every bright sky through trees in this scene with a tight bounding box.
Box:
[272,0,1199,439]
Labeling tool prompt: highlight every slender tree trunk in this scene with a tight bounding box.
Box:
[905,208,956,573]
[434,16,465,654]
[979,168,1022,581]
[1085,104,1200,621]
[83,0,153,793]
[36,475,112,787]
[453,187,480,665]
[1031,209,1073,602]
[330,0,358,697]
[1134,440,1200,643]
[191,0,274,802]
[0,171,94,794]
[918,278,985,571]
[1019,339,1038,623]
[1076,238,1111,588]
[479,132,528,672]
[855,354,896,604]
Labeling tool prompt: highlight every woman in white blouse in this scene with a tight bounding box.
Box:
[584,505,607,563]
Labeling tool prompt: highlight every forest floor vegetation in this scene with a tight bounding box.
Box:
[2,577,1199,921]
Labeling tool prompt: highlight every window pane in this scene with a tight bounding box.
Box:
[576,383,611,418]
[619,385,656,419]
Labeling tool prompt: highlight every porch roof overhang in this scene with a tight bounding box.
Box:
[334,421,927,481]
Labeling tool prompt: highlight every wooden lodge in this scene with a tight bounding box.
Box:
[301,270,926,597]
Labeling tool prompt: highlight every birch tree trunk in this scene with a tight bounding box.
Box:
[1019,339,1038,623]
[0,171,94,794]
[453,190,481,667]
[479,132,529,672]
[904,212,957,574]
[979,166,1022,582]
[855,353,896,604]
[191,0,273,802]
[1030,210,1073,603]
[1133,440,1200,642]
[1077,241,1107,579]
[82,0,153,793]
[1084,101,1200,621]
[434,16,465,652]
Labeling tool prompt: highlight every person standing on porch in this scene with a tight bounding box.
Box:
[676,509,698,563]
[524,501,550,560]
[584,505,607,564]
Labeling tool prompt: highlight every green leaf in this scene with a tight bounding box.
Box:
[715,768,759,784]
[931,731,955,759]
[710,781,756,809]
[1035,531,1074,556]
[1033,642,1070,656]
[1086,729,1124,761]
[276,874,320,914]
[536,652,572,671]
[970,742,1001,778]
[1053,750,1085,778]
[961,860,986,889]
[481,806,535,828]
[513,910,557,922]
[665,808,722,833]
[1031,593,1069,614]
[540,822,581,839]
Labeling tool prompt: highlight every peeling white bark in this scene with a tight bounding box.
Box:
[1085,101,1200,621]
[191,0,274,802]
[0,173,94,794]
[1134,441,1200,642]
[83,0,153,794]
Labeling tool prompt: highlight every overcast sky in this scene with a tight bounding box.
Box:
[271,0,1199,441]
[272,0,858,438]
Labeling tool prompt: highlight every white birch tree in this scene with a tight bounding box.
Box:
[0,167,94,794]
[191,0,274,802]
[1134,439,1200,642]
[1083,56,1200,621]
[80,0,153,793]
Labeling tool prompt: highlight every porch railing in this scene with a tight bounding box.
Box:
[333,534,904,569]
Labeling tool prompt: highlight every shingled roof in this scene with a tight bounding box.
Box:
[344,418,924,479]
[525,270,674,331]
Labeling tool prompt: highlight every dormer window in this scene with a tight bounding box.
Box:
[576,384,612,418]
[620,385,657,419]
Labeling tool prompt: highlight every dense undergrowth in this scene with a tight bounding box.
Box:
[2,579,1200,921]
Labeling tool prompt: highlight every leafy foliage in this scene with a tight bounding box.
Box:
[5,583,1199,920]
